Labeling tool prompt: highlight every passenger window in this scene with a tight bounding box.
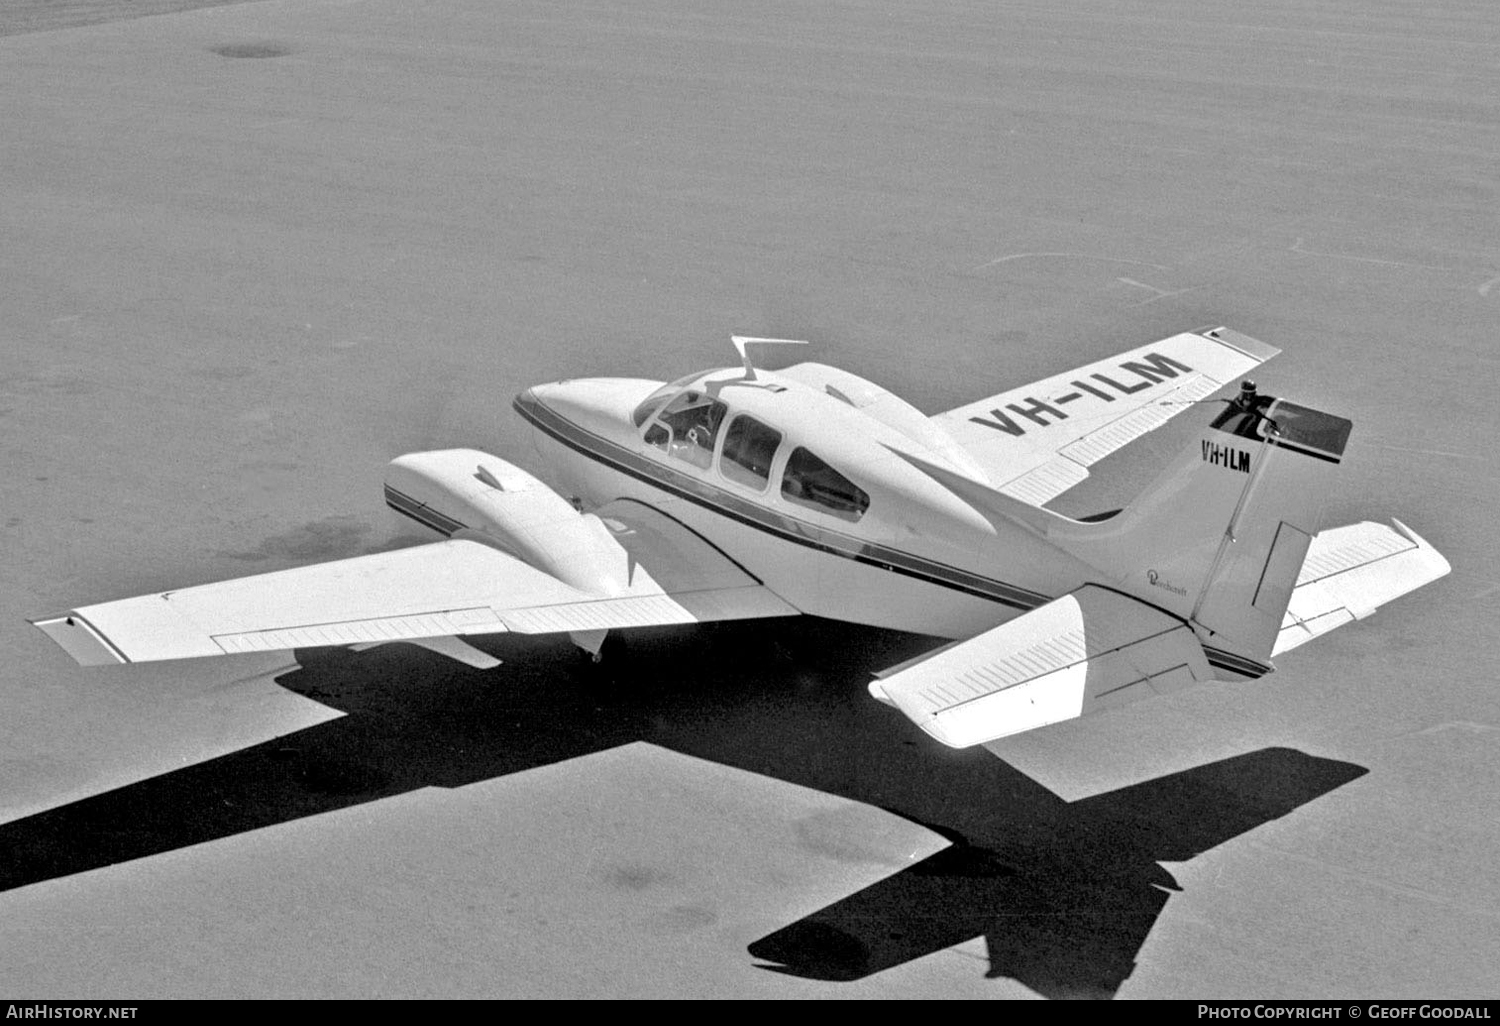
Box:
[780,447,869,522]
[645,390,728,470]
[719,415,782,491]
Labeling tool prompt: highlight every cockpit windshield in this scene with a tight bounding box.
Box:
[632,371,712,427]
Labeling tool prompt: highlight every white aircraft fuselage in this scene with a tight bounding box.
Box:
[514,367,1094,642]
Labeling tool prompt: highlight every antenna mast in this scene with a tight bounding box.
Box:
[730,335,809,381]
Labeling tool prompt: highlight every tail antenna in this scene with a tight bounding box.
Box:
[730,335,809,381]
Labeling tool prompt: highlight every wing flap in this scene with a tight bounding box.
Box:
[213,606,509,656]
[1273,519,1449,656]
[872,585,1212,747]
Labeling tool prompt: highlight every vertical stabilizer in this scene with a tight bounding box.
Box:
[1051,384,1352,674]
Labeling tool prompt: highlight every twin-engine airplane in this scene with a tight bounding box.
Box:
[33,328,1450,748]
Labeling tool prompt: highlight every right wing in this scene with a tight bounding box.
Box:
[32,500,797,666]
[932,326,1278,505]
[1273,519,1450,656]
[870,585,1212,748]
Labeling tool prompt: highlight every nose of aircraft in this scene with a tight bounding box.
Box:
[514,377,662,441]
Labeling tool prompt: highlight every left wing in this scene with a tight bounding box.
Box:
[932,326,1279,505]
[869,585,1212,747]
[32,501,797,666]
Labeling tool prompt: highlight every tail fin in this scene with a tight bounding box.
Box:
[894,383,1351,676]
[1051,384,1351,673]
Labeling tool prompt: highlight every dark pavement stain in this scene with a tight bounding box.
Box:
[645,905,718,936]
[242,460,302,474]
[605,864,675,891]
[4,372,94,397]
[211,41,293,59]
[217,515,371,562]
[0,0,267,38]
[188,365,256,382]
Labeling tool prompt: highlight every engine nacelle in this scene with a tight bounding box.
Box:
[384,449,630,596]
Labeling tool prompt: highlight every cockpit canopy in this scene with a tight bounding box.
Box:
[631,371,711,427]
[632,376,870,523]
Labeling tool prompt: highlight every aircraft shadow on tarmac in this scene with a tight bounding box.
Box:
[1,619,1366,998]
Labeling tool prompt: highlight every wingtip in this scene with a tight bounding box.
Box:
[1390,517,1452,578]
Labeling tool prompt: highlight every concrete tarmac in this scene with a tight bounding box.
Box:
[1,0,1496,998]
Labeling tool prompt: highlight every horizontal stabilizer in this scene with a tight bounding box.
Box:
[1273,520,1450,656]
[870,585,1211,747]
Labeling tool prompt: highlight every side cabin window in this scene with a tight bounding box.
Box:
[644,390,728,470]
[780,447,869,522]
[718,415,782,491]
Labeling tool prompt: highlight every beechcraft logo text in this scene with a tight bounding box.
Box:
[1202,439,1250,473]
[1146,569,1188,596]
